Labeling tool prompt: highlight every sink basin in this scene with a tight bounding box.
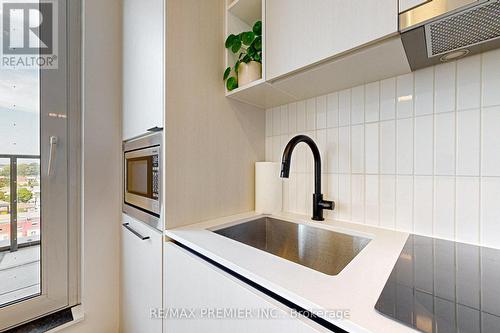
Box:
[213,217,371,275]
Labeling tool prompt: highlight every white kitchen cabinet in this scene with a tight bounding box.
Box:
[399,0,429,13]
[164,242,331,333]
[123,0,164,140]
[121,214,163,333]
[265,0,399,80]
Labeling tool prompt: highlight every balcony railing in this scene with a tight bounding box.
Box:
[0,154,41,253]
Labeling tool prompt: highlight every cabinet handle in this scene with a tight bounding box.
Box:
[122,223,150,240]
[147,126,163,132]
[47,136,58,176]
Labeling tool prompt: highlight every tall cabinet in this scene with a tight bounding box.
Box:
[121,0,165,332]
[123,0,164,139]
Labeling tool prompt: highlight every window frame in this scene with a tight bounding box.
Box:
[0,0,81,329]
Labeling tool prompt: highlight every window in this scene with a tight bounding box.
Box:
[0,0,80,330]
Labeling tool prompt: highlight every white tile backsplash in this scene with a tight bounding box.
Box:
[365,123,379,174]
[326,92,339,128]
[338,174,351,220]
[457,55,481,111]
[326,128,338,174]
[351,125,364,174]
[482,49,500,107]
[316,95,327,129]
[415,67,434,116]
[351,175,365,223]
[365,175,379,226]
[351,85,365,125]
[414,176,433,235]
[380,77,396,120]
[457,109,480,176]
[306,98,316,131]
[396,73,414,118]
[265,109,273,137]
[481,106,500,176]
[434,176,455,239]
[414,115,433,175]
[288,102,297,133]
[265,49,500,248]
[456,177,480,244]
[397,118,414,175]
[379,175,396,229]
[396,175,413,232]
[338,89,351,126]
[380,120,396,174]
[272,107,281,136]
[434,62,456,114]
[296,100,306,132]
[434,112,456,175]
[280,105,288,135]
[338,126,350,173]
[481,178,500,248]
[365,82,380,123]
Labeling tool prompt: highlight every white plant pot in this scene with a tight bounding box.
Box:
[238,61,262,87]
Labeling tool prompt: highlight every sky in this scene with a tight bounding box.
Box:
[0,68,40,155]
[0,2,41,156]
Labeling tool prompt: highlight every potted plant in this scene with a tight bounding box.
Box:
[223,21,262,91]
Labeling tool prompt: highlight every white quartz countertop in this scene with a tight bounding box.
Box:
[165,211,418,333]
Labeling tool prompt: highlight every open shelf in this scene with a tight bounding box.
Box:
[225,78,297,109]
[225,78,266,97]
[227,0,262,26]
[225,0,294,109]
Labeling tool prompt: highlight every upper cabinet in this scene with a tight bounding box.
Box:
[225,0,411,109]
[399,0,429,13]
[123,0,164,140]
[266,0,399,80]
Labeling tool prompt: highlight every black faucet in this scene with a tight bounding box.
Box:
[280,135,335,221]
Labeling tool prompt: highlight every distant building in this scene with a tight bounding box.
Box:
[0,200,9,214]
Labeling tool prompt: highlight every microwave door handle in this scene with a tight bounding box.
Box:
[47,136,58,176]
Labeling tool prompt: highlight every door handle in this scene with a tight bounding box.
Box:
[122,223,150,240]
[47,136,58,176]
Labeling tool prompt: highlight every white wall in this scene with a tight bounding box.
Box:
[266,49,500,249]
[60,0,122,332]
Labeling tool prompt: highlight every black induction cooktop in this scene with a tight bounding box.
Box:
[375,235,500,333]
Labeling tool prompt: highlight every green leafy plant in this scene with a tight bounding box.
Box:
[223,21,262,91]
[18,188,33,203]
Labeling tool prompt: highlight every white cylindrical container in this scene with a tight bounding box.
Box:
[238,61,262,87]
[255,162,282,214]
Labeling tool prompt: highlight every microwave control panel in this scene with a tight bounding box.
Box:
[152,154,160,200]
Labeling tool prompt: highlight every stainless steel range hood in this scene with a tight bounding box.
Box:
[400,0,500,70]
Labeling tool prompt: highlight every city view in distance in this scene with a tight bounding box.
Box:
[0,60,41,307]
[0,159,41,248]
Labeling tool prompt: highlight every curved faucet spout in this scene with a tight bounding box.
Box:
[280,135,322,193]
[280,135,334,221]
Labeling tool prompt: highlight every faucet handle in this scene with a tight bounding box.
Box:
[319,200,335,211]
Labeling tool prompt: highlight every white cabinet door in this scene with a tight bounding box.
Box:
[399,0,429,13]
[265,0,398,80]
[121,215,163,333]
[123,0,164,140]
[164,242,330,333]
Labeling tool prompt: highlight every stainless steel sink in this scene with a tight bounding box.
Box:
[213,217,371,276]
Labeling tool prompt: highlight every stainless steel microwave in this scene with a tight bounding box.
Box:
[123,131,162,229]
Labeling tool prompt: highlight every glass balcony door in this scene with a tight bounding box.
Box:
[0,0,79,329]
